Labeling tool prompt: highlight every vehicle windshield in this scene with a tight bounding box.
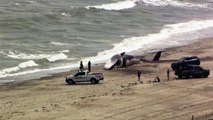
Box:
[74,72,85,77]
[194,66,203,70]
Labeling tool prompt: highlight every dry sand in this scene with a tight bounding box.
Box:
[0,38,213,120]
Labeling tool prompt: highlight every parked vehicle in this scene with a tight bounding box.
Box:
[65,70,104,85]
[171,56,200,70]
[174,65,209,79]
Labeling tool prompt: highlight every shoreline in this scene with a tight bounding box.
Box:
[0,37,210,87]
[0,37,211,88]
[0,63,104,88]
[0,38,213,119]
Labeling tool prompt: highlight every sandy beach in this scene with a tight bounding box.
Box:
[0,38,213,120]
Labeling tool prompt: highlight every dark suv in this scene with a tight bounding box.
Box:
[175,65,210,79]
[171,56,200,70]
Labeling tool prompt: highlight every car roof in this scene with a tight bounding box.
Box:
[180,56,198,60]
[184,65,202,68]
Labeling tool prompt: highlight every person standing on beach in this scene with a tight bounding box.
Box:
[88,61,91,72]
[137,70,141,82]
[123,57,127,69]
[79,61,84,71]
[167,69,170,80]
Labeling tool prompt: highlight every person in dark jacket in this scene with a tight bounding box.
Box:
[137,70,141,82]
[88,61,91,72]
[79,61,84,71]
[123,57,127,69]
[167,69,170,80]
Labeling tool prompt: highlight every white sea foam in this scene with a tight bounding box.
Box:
[50,41,66,46]
[139,0,211,9]
[14,1,46,7]
[5,51,69,62]
[0,60,38,76]
[47,53,68,62]
[61,12,69,17]
[14,3,21,6]
[0,63,79,78]
[50,41,72,46]
[6,51,51,60]
[85,0,210,11]
[86,0,137,10]
[0,67,19,75]
[18,60,38,69]
[59,50,70,53]
[83,19,213,62]
[0,69,41,78]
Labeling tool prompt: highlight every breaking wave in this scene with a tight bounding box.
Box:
[85,0,137,10]
[139,0,211,9]
[0,69,41,78]
[83,19,213,62]
[0,62,79,78]
[50,41,72,46]
[59,50,70,53]
[0,60,38,76]
[4,51,68,62]
[85,0,211,11]
[6,51,52,60]
[47,53,68,62]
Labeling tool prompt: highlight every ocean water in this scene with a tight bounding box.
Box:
[0,0,213,82]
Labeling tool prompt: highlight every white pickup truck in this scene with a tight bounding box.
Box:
[65,70,104,85]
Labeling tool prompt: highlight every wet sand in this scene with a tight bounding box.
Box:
[0,38,213,120]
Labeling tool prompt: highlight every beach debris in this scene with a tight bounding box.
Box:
[147,77,161,83]
[41,106,50,112]
[80,96,86,99]
[128,82,137,87]
[154,76,160,82]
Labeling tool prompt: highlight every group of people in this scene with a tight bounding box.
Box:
[79,60,171,82]
[79,61,91,72]
[137,68,171,83]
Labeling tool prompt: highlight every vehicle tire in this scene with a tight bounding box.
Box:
[95,80,99,84]
[203,74,208,78]
[186,74,190,79]
[178,75,182,79]
[192,76,196,78]
[90,78,96,84]
[67,79,75,85]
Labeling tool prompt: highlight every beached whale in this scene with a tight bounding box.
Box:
[104,51,162,70]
